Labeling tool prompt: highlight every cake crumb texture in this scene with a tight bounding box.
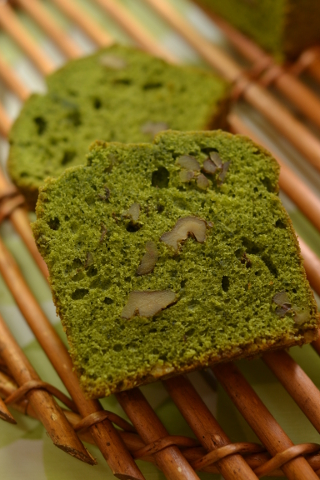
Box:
[33,130,319,398]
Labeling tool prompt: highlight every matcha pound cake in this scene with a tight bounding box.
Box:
[33,130,319,398]
[196,0,320,61]
[8,45,230,210]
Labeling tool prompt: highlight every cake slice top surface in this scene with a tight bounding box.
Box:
[8,44,229,207]
[33,130,318,398]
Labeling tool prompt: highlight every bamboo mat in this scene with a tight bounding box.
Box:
[0,1,320,479]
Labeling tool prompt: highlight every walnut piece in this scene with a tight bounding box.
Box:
[197,174,210,190]
[136,241,158,275]
[219,161,230,184]
[177,155,200,171]
[292,307,309,325]
[141,122,169,137]
[160,216,208,252]
[179,170,195,183]
[209,152,223,167]
[121,290,177,319]
[273,291,292,317]
[99,54,127,69]
[273,291,291,307]
[202,158,218,174]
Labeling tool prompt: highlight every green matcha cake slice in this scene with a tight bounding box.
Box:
[8,44,230,210]
[196,0,320,61]
[33,130,319,398]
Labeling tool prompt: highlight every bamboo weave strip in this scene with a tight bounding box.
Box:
[117,388,201,480]
[164,375,259,480]
[214,363,319,479]
[3,367,320,478]
[0,53,29,101]
[2,364,320,478]
[0,146,49,278]
[296,47,320,83]
[0,2,54,75]
[263,350,320,434]
[0,394,16,424]
[0,103,11,138]
[91,0,176,63]
[14,0,82,59]
[0,313,95,464]
[50,0,114,47]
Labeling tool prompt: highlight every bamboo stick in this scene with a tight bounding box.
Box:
[0,369,119,447]
[0,370,237,474]
[92,0,176,63]
[292,47,320,84]
[5,205,49,279]
[308,59,320,84]
[201,7,320,131]
[0,2,54,76]
[183,447,283,477]
[263,350,320,435]
[0,367,136,436]
[298,237,320,299]
[143,0,320,175]
[0,313,95,464]
[312,338,320,357]
[297,237,320,357]
[295,239,320,356]
[50,0,114,48]
[0,395,16,423]
[227,114,320,235]
[0,104,11,138]
[116,388,200,480]
[0,356,8,370]
[164,375,259,480]
[213,362,319,479]
[0,54,30,101]
[14,0,82,60]
[0,238,144,480]
[2,369,320,477]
